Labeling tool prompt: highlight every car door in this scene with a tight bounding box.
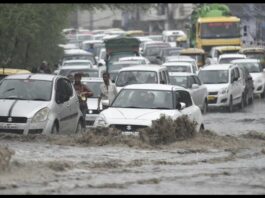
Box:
[233,67,242,103]
[189,76,200,108]
[55,78,70,133]
[63,78,80,132]
[194,75,205,109]
[230,68,238,103]
[175,90,197,122]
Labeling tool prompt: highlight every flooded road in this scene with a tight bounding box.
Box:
[1,97,265,194]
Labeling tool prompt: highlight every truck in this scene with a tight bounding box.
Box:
[189,4,241,54]
[103,36,141,74]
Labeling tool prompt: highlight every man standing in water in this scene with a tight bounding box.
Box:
[99,72,118,109]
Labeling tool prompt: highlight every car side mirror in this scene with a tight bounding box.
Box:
[263,68,265,73]
[101,99,109,107]
[176,102,186,110]
[191,84,199,89]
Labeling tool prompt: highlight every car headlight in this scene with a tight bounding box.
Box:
[94,115,107,127]
[220,87,228,94]
[32,107,49,123]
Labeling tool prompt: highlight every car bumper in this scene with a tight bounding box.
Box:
[0,119,49,135]
[207,94,229,107]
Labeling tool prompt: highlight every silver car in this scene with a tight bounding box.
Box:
[0,74,84,135]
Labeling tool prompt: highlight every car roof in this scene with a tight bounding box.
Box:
[63,60,92,63]
[122,83,187,91]
[231,58,260,63]
[119,65,166,72]
[168,72,196,77]
[119,56,146,60]
[0,68,31,75]
[64,49,92,55]
[163,62,192,66]
[81,77,103,82]
[82,40,103,44]
[200,64,233,70]
[4,73,57,81]
[59,65,97,70]
[113,61,142,65]
[219,54,246,58]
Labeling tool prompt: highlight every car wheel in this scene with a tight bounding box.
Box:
[227,96,233,113]
[51,122,59,134]
[249,93,254,104]
[243,92,248,106]
[75,119,84,134]
[261,88,265,98]
[199,124,204,132]
[201,99,208,114]
[239,94,244,109]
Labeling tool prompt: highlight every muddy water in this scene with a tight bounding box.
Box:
[0,98,265,194]
[204,98,265,136]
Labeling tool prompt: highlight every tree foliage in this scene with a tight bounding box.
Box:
[0,3,154,71]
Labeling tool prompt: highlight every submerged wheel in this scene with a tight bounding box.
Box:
[75,119,84,134]
[201,99,208,114]
[51,122,59,134]
[239,94,244,109]
[227,96,233,113]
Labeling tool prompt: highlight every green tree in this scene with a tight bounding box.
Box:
[0,3,154,72]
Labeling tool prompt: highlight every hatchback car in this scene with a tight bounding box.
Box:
[198,64,245,112]
[0,74,84,135]
[231,59,265,98]
[93,84,204,134]
[163,62,198,74]
[169,72,208,114]
[218,54,246,64]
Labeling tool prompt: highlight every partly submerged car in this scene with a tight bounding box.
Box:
[94,84,204,135]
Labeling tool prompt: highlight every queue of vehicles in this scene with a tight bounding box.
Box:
[1,19,265,136]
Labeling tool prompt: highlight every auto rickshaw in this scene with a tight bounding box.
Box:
[179,48,206,68]
[0,68,31,81]
[239,47,265,69]
[176,35,188,48]
[125,30,145,37]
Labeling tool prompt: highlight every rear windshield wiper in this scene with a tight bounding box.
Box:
[31,98,48,101]
[150,107,171,109]
[0,96,26,100]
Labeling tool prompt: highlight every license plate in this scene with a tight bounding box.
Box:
[122,131,139,136]
[207,96,216,101]
[0,123,18,129]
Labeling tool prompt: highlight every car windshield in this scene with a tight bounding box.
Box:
[169,76,188,88]
[0,79,52,101]
[116,71,158,87]
[166,65,191,73]
[59,69,99,78]
[219,57,244,64]
[237,62,262,73]
[82,81,101,98]
[198,70,228,84]
[112,89,173,109]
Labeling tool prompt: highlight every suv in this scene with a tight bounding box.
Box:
[0,74,84,134]
[115,65,170,92]
[198,64,245,112]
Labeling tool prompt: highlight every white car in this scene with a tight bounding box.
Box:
[0,74,84,135]
[115,65,170,92]
[232,59,265,98]
[94,84,204,134]
[163,62,198,74]
[198,64,245,112]
[62,49,97,67]
[169,72,208,114]
[218,53,246,64]
[81,77,104,127]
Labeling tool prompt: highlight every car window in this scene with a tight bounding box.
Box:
[56,78,71,102]
[234,67,240,79]
[189,76,196,88]
[193,76,202,85]
[176,90,192,108]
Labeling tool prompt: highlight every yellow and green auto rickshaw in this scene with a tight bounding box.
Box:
[0,68,31,81]
[180,48,206,68]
